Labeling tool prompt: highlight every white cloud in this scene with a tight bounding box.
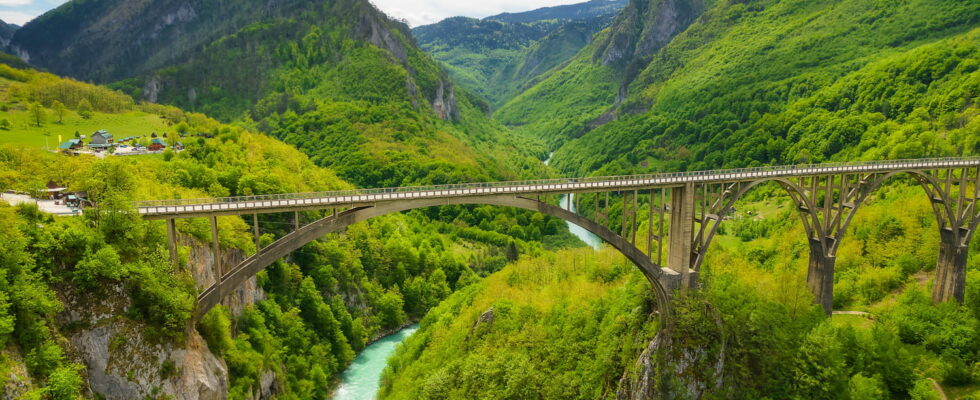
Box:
[0,10,34,25]
[370,0,587,26]
[1,0,584,28]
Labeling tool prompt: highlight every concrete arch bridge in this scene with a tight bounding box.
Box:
[135,158,980,319]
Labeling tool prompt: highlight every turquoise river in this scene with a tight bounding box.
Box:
[331,324,420,400]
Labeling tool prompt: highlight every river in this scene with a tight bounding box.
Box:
[545,152,601,249]
[557,193,602,249]
[332,324,419,400]
[332,154,597,399]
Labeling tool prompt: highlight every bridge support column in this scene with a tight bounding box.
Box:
[166,218,178,267]
[669,183,696,292]
[252,214,260,252]
[210,216,221,278]
[933,229,969,303]
[807,239,835,315]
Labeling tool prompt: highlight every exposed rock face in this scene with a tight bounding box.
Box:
[472,307,495,331]
[56,237,270,400]
[1,348,34,398]
[184,236,264,317]
[0,19,16,49]
[61,284,228,400]
[431,80,459,121]
[595,0,704,68]
[617,302,725,400]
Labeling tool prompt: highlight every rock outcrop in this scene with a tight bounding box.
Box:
[1,347,34,398]
[617,302,725,400]
[61,284,228,400]
[57,237,270,400]
[594,0,704,69]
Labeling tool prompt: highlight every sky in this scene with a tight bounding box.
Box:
[0,0,585,27]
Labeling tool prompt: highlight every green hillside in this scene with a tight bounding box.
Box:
[413,0,626,107]
[0,65,578,398]
[498,0,979,174]
[382,181,980,399]
[10,0,547,188]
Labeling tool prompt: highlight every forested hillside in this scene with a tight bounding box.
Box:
[9,0,547,189]
[383,180,980,399]
[0,20,15,47]
[379,0,980,398]
[413,0,627,106]
[0,64,580,398]
[497,0,979,175]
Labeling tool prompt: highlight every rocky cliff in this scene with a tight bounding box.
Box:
[53,237,269,400]
[0,19,16,48]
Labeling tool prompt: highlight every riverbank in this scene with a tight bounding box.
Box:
[331,324,420,400]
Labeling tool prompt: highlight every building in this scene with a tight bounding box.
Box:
[58,139,82,151]
[90,130,115,150]
[43,181,66,200]
[148,138,167,152]
[174,142,185,151]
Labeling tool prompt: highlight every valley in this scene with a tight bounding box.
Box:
[0,0,978,399]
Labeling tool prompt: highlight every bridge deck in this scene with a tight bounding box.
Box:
[137,158,980,219]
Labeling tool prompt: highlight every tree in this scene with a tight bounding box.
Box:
[77,99,93,119]
[795,321,849,399]
[29,102,46,127]
[0,118,9,130]
[52,101,67,124]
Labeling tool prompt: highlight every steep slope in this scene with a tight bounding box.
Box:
[0,63,576,398]
[490,0,628,23]
[498,0,979,172]
[413,0,627,107]
[10,0,547,188]
[494,0,703,148]
[0,19,15,48]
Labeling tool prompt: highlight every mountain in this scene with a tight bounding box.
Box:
[413,0,627,107]
[496,0,980,175]
[488,0,628,23]
[10,0,548,188]
[0,19,16,47]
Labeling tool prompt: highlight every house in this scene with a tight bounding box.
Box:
[90,130,115,150]
[43,181,66,200]
[148,138,167,152]
[174,142,185,151]
[58,139,82,151]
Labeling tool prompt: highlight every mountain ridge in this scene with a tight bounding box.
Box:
[412,0,628,107]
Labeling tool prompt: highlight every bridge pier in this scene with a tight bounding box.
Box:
[668,183,696,293]
[166,218,178,267]
[933,229,969,303]
[210,216,221,277]
[807,239,835,315]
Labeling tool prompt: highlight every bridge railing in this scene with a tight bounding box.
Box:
[134,157,980,209]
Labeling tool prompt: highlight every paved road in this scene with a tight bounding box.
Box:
[1,193,81,216]
[137,157,980,219]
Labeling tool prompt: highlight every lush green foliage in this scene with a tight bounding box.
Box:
[381,248,659,399]
[384,182,980,398]
[414,10,618,107]
[500,0,980,175]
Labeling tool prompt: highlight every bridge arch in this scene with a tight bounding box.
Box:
[690,170,963,312]
[196,194,673,319]
[691,177,821,273]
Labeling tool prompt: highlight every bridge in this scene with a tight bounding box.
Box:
[135,157,980,319]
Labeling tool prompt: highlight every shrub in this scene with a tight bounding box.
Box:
[74,246,127,289]
[43,363,84,400]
